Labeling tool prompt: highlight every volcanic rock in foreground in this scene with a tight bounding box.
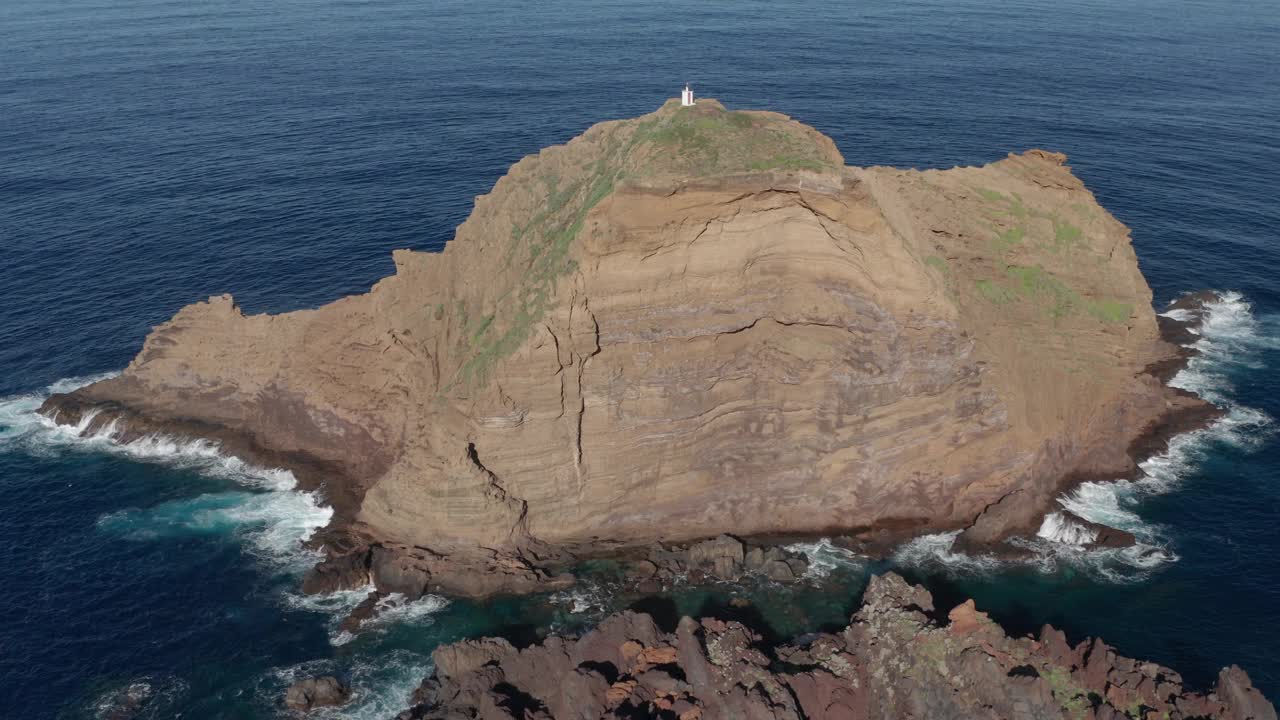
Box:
[398,573,1274,720]
[42,99,1208,595]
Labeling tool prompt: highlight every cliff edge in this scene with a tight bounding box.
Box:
[42,99,1208,596]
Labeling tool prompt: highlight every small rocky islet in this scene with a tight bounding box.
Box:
[41,100,1271,718]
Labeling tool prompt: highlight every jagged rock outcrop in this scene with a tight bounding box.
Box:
[396,573,1275,720]
[631,534,811,589]
[284,676,351,712]
[40,98,1210,595]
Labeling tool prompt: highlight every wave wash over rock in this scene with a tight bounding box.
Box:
[42,99,1210,596]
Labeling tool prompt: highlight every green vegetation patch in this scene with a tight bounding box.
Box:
[976,187,1029,218]
[975,279,1017,304]
[1052,217,1083,251]
[1042,666,1091,720]
[1005,265,1077,318]
[976,187,1091,256]
[924,255,949,274]
[991,225,1026,253]
[444,103,842,392]
[1087,299,1133,323]
[447,144,625,390]
[972,264,1132,323]
[630,105,838,178]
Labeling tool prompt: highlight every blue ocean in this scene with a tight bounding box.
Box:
[2,0,1278,717]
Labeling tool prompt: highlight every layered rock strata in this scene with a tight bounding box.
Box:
[397,573,1275,720]
[42,99,1211,595]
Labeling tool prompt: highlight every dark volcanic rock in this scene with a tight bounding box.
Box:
[340,590,389,634]
[284,676,350,712]
[398,573,1274,720]
[1217,666,1278,720]
[636,535,811,588]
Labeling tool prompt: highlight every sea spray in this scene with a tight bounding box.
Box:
[1035,512,1099,546]
[893,292,1276,581]
[892,530,1004,574]
[268,649,433,720]
[0,373,332,570]
[784,538,864,579]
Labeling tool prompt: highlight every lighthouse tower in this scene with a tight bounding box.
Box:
[681,84,695,107]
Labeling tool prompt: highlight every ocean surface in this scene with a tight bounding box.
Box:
[3,0,1279,717]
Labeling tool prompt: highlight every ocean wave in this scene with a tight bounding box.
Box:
[1029,291,1273,576]
[268,649,432,720]
[1166,291,1280,404]
[892,530,1005,575]
[365,593,451,627]
[897,291,1274,582]
[0,373,331,570]
[550,583,612,617]
[284,587,451,646]
[90,674,189,720]
[0,372,117,444]
[784,538,865,579]
[1035,512,1098,546]
[890,527,1177,584]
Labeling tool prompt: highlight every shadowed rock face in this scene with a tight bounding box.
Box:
[396,573,1275,720]
[41,100,1210,595]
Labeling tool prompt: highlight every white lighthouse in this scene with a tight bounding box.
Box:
[681,84,695,107]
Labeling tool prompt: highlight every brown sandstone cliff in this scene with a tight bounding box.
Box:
[41,99,1208,595]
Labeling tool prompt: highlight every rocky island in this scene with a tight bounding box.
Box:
[42,98,1208,591]
[40,99,1269,717]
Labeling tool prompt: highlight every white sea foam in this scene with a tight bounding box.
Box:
[551,583,611,616]
[892,530,1005,574]
[1158,307,1196,323]
[368,593,451,627]
[896,291,1274,582]
[90,674,189,720]
[784,538,864,579]
[1036,512,1098,546]
[547,576,627,632]
[0,372,331,569]
[264,595,491,720]
[269,649,433,720]
[283,586,452,646]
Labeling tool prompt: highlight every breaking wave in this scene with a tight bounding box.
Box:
[549,583,613,619]
[267,649,433,720]
[785,538,865,579]
[0,373,331,570]
[895,291,1275,582]
[89,674,189,720]
[283,587,452,646]
[892,530,1004,574]
[1035,512,1098,546]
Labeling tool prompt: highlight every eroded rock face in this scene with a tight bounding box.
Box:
[396,573,1274,720]
[40,99,1209,593]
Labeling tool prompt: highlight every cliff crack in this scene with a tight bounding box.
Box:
[569,301,601,499]
[466,442,530,541]
[717,315,851,337]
